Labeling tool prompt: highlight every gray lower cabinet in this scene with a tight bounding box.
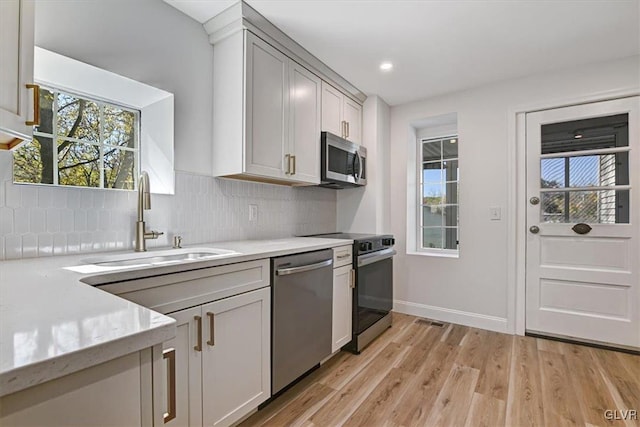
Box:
[101,259,271,427]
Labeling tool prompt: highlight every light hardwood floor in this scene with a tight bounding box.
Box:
[240,312,640,427]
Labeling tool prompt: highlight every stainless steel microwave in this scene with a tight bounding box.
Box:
[320,132,367,189]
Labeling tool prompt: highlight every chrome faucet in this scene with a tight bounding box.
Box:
[135,171,163,252]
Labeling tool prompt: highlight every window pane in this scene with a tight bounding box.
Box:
[57,140,101,187]
[104,106,136,148]
[56,93,100,142]
[541,154,628,188]
[541,113,628,154]
[541,190,629,224]
[443,181,458,204]
[422,185,444,204]
[422,140,441,162]
[34,88,54,135]
[442,138,458,159]
[422,206,443,227]
[13,137,46,184]
[443,227,458,250]
[104,148,136,189]
[422,161,443,183]
[444,159,459,181]
[422,227,443,249]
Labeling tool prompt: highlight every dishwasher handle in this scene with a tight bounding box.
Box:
[275,259,333,276]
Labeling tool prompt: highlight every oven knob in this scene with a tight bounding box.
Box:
[382,238,395,246]
[359,242,373,252]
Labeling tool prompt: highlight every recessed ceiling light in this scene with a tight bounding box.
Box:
[379,62,393,72]
[450,138,457,144]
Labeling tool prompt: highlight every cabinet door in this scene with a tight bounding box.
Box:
[332,265,354,352]
[343,97,362,144]
[321,81,343,137]
[245,32,288,180]
[0,0,35,147]
[163,307,203,427]
[288,62,321,184]
[201,287,271,427]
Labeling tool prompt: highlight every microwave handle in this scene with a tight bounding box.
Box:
[353,152,362,180]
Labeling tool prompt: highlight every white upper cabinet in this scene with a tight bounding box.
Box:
[245,33,289,180]
[321,81,363,145]
[0,0,35,150]
[288,61,321,183]
[212,30,321,185]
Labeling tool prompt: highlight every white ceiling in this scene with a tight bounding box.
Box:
[165,0,640,106]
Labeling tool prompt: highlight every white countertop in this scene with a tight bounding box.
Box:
[0,237,352,397]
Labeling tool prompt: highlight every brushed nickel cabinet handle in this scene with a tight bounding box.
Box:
[194,315,202,351]
[337,253,351,260]
[163,348,176,423]
[346,121,350,138]
[291,155,296,175]
[350,269,356,289]
[285,154,291,174]
[206,312,215,346]
[25,84,40,126]
[341,120,346,138]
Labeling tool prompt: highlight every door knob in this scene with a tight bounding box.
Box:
[529,225,540,234]
[529,196,540,205]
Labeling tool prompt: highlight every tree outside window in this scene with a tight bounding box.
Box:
[13,87,139,190]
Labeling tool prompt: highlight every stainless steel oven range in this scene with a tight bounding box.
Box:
[311,233,396,353]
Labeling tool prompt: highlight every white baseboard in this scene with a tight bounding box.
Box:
[394,300,510,334]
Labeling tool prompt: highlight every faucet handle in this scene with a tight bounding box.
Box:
[144,230,164,240]
[173,235,183,249]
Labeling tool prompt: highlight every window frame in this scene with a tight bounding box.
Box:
[417,134,460,257]
[15,85,141,191]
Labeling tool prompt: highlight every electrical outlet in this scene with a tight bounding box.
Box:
[249,204,258,223]
[489,206,501,221]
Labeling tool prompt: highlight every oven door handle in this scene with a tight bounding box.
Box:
[357,248,397,267]
[275,259,333,275]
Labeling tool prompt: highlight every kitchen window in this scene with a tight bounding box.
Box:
[13,86,139,190]
[419,135,459,254]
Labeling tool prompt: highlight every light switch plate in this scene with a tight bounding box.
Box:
[489,206,501,220]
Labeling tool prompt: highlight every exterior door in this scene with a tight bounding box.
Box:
[525,97,639,348]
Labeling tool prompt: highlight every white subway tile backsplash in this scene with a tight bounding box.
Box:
[22,234,38,258]
[0,167,336,260]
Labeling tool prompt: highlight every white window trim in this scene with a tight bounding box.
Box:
[414,132,460,257]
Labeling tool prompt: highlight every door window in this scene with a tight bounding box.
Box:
[539,113,629,224]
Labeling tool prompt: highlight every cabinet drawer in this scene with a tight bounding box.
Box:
[333,245,353,268]
[103,259,270,315]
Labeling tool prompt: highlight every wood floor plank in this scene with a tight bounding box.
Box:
[307,342,409,426]
[396,325,445,374]
[463,392,506,427]
[342,368,414,427]
[423,363,480,426]
[388,339,460,427]
[505,336,545,427]
[442,323,468,346]
[456,328,491,370]
[260,382,334,427]
[616,352,640,380]
[536,337,565,354]
[538,349,584,426]
[562,343,626,427]
[475,331,512,401]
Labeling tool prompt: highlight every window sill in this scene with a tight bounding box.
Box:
[407,249,459,259]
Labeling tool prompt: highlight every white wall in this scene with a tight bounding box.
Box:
[390,55,640,332]
[337,95,391,233]
[34,0,213,175]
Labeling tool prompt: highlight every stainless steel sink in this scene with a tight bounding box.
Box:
[70,248,239,273]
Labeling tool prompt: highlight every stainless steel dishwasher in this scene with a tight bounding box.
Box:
[271,249,333,395]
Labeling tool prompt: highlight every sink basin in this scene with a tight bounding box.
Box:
[66,248,239,273]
